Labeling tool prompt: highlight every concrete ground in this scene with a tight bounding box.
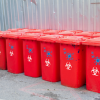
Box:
[0,70,100,100]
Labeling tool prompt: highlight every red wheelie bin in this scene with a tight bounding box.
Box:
[82,38,100,93]
[3,32,24,74]
[38,35,63,82]
[20,33,43,77]
[0,32,7,70]
[59,36,86,88]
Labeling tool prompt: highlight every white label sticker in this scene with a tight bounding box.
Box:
[91,67,99,76]
[65,62,72,70]
[10,51,14,56]
[45,59,51,67]
[27,55,32,62]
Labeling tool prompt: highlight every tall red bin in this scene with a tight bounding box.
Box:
[38,35,63,82]
[82,38,100,93]
[0,32,7,70]
[59,36,86,88]
[20,33,43,77]
[3,32,24,74]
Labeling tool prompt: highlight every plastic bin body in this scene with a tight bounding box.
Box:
[86,45,100,93]
[60,43,86,88]
[23,40,41,77]
[41,42,60,82]
[6,38,24,74]
[0,38,6,70]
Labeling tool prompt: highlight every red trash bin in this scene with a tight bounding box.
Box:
[0,32,7,70]
[19,33,43,77]
[59,36,86,88]
[82,38,100,93]
[3,32,24,74]
[38,35,63,82]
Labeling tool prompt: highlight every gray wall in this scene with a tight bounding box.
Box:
[0,0,100,32]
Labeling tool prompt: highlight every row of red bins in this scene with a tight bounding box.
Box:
[0,28,100,93]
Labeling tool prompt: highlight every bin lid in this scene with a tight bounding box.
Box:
[28,29,44,33]
[16,28,23,30]
[68,30,83,34]
[58,36,86,45]
[0,31,11,37]
[75,32,93,37]
[7,29,18,32]
[59,31,74,36]
[92,33,100,37]
[76,30,83,33]
[25,31,43,34]
[43,30,59,35]
[38,35,63,43]
[89,32,100,34]
[19,33,43,40]
[82,38,100,46]
[0,31,3,37]
[18,29,30,32]
[2,32,24,39]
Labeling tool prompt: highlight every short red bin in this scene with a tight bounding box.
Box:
[38,35,63,82]
[0,32,7,70]
[59,36,86,88]
[20,33,43,77]
[3,32,24,74]
[82,38,100,93]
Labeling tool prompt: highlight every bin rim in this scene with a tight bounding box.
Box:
[38,35,63,43]
[92,34,100,37]
[43,30,59,35]
[58,31,75,36]
[75,32,93,37]
[0,31,11,38]
[0,31,3,37]
[2,32,23,39]
[27,29,44,33]
[7,29,19,32]
[75,30,83,33]
[57,36,86,45]
[19,33,44,40]
[82,38,100,46]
